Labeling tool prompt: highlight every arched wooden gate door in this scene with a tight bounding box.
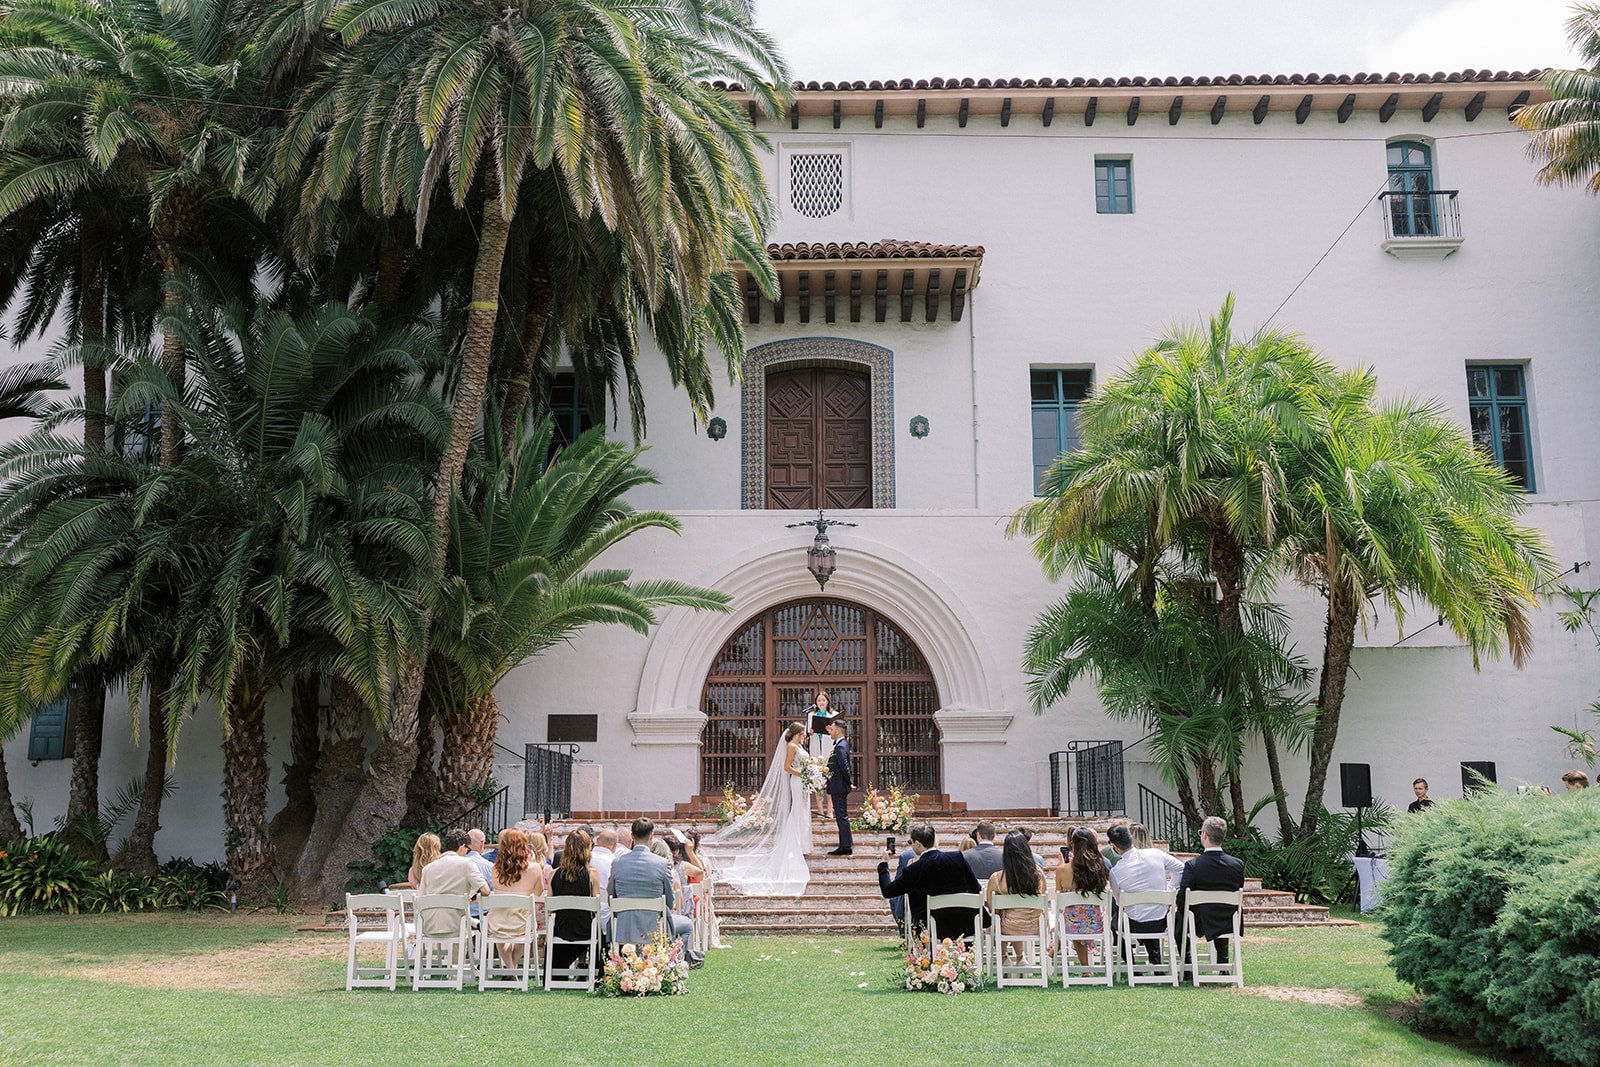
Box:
[700,599,941,798]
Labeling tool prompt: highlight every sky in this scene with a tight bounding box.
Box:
[752,0,1582,82]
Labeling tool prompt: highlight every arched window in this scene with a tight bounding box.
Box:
[1386,141,1436,237]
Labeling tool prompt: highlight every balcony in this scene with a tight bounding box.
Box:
[1379,190,1463,260]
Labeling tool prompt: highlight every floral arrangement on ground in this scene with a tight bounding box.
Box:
[899,933,981,994]
[599,933,690,997]
[800,754,830,793]
[853,784,916,834]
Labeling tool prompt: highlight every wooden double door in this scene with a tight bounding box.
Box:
[700,600,941,799]
[765,367,872,510]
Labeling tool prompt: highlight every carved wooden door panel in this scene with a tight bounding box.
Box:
[765,367,871,510]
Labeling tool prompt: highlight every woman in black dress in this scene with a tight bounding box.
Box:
[549,829,601,972]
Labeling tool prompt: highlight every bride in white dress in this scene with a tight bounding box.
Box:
[700,722,814,896]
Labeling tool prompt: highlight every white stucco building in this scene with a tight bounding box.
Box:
[8,68,1600,855]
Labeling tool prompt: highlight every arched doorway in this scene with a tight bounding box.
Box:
[700,599,941,797]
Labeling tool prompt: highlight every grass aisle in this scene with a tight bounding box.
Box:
[0,914,1495,1066]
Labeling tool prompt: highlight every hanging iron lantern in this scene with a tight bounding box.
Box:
[786,509,857,591]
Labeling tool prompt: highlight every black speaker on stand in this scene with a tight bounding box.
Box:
[1340,763,1373,856]
[1461,761,1497,795]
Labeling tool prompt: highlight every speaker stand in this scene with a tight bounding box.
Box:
[1354,806,1371,857]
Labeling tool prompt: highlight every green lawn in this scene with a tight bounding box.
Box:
[0,913,1499,1066]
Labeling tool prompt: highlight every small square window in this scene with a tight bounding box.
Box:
[1095,159,1133,214]
[789,151,844,219]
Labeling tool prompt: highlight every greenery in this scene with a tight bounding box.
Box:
[1554,585,1600,766]
[0,834,229,915]
[0,914,1514,1065]
[344,824,438,894]
[1515,3,1600,191]
[0,0,786,901]
[1380,788,1600,1066]
[1234,803,1394,906]
[1012,296,1553,841]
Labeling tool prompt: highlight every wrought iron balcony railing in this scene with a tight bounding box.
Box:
[1379,189,1461,241]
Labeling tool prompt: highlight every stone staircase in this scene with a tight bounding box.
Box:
[530,812,1352,933]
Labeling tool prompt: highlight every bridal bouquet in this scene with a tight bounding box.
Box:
[799,754,831,793]
[900,933,980,995]
[853,784,916,834]
[599,933,690,997]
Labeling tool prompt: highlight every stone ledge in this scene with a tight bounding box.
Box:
[626,706,709,746]
[933,705,1014,744]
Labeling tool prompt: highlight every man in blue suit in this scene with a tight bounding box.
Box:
[824,720,854,855]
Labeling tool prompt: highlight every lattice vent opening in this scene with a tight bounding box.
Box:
[788,152,844,218]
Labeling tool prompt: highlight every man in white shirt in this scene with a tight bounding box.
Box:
[1106,822,1185,964]
[591,828,618,934]
[464,828,496,916]
[415,827,489,936]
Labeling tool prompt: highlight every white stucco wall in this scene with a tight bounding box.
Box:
[5,91,1599,859]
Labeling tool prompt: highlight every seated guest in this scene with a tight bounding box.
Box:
[1101,818,1129,869]
[406,831,441,887]
[1408,778,1435,812]
[1129,822,1154,849]
[591,828,618,934]
[1562,769,1590,792]
[610,818,703,967]
[963,821,1002,883]
[876,823,981,937]
[1178,815,1246,964]
[548,830,601,974]
[526,831,554,886]
[486,828,542,968]
[885,843,917,934]
[1106,822,1185,964]
[465,828,496,916]
[664,835,703,919]
[1056,826,1111,967]
[1011,827,1048,869]
[985,832,1048,965]
[415,827,490,935]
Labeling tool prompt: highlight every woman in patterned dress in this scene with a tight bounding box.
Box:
[1055,826,1111,966]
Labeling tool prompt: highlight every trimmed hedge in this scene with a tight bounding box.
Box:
[1380,788,1600,1066]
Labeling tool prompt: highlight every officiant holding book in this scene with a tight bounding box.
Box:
[808,690,836,817]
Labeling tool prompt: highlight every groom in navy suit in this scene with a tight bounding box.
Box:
[824,720,854,855]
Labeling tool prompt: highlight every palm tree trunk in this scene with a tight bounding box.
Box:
[291,680,368,896]
[157,250,185,467]
[375,230,405,313]
[62,681,108,861]
[115,684,168,875]
[1300,591,1359,838]
[1195,755,1223,818]
[64,227,109,860]
[268,672,321,870]
[222,689,275,899]
[436,693,499,822]
[498,262,552,450]
[1261,726,1295,841]
[306,180,514,904]
[1227,765,1247,838]
[1174,770,1201,830]
[403,691,440,826]
[0,745,24,843]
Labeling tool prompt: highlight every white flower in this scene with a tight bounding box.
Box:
[857,982,869,988]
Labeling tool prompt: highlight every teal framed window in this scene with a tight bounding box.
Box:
[1031,368,1094,493]
[1467,365,1534,491]
[547,372,598,456]
[1095,159,1133,214]
[26,698,70,761]
[1386,140,1435,237]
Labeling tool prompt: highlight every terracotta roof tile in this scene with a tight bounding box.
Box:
[709,69,1543,92]
[766,240,985,261]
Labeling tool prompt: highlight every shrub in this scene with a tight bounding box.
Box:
[1380,789,1600,1066]
[0,833,92,915]
[158,857,229,893]
[1234,803,1392,906]
[346,823,439,894]
[82,872,158,914]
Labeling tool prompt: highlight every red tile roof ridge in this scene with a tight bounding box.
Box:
[766,239,986,260]
[708,69,1545,92]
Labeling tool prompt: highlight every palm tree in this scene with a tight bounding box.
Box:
[1014,296,1336,836]
[0,0,274,465]
[1282,377,1557,835]
[426,420,729,819]
[1515,4,1600,191]
[283,0,787,900]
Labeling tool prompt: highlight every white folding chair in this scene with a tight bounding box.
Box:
[990,894,1051,988]
[413,894,474,990]
[926,893,987,981]
[478,893,539,991]
[1118,889,1179,986]
[1183,889,1245,987]
[389,888,418,982]
[543,896,601,991]
[344,893,405,990]
[609,896,669,947]
[689,882,713,954]
[1057,890,1114,987]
